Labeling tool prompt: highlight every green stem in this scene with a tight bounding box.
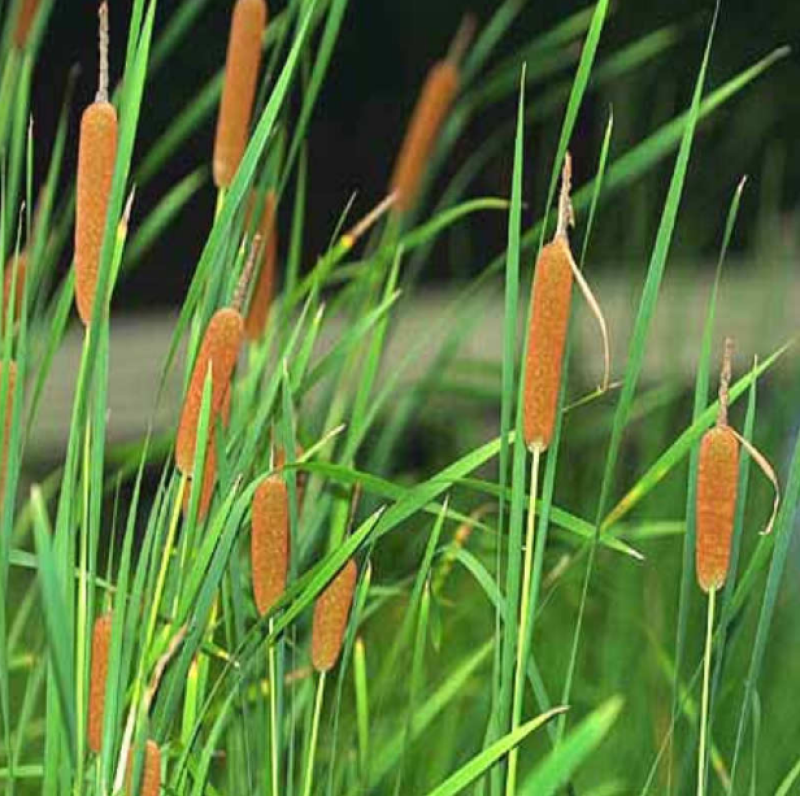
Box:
[506,444,542,796]
[697,587,716,796]
[74,329,92,794]
[142,474,187,655]
[268,619,279,796]
[302,671,326,796]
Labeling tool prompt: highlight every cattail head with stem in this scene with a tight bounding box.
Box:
[75,1,118,326]
[696,339,739,593]
[251,474,290,616]
[175,308,243,475]
[389,16,474,213]
[213,0,268,188]
[311,559,357,672]
[88,611,112,753]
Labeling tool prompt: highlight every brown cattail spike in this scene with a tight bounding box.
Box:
[74,2,118,326]
[2,252,26,334]
[389,20,471,213]
[213,0,267,188]
[311,559,357,672]
[126,739,161,796]
[244,192,278,341]
[88,612,112,753]
[13,0,40,49]
[175,308,244,475]
[696,341,738,592]
[251,475,290,616]
[523,238,573,451]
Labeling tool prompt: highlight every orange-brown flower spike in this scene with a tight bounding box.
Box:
[13,0,40,49]
[696,339,739,592]
[244,191,278,341]
[213,0,267,188]
[389,17,472,213]
[251,475,290,616]
[311,559,357,672]
[523,158,576,452]
[175,308,244,475]
[125,739,161,796]
[88,611,112,753]
[75,2,118,326]
[2,252,27,333]
[0,361,17,499]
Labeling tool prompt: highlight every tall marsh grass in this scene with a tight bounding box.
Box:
[0,0,798,794]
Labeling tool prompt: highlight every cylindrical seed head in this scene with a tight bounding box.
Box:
[389,60,459,213]
[696,425,739,592]
[75,100,118,326]
[244,191,278,341]
[175,308,243,475]
[13,0,40,49]
[88,612,112,753]
[251,475,289,616]
[125,739,161,796]
[183,430,218,522]
[213,0,267,188]
[311,559,357,672]
[523,237,574,451]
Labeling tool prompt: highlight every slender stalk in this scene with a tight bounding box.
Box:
[302,671,326,796]
[268,618,279,796]
[215,187,227,221]
[75,328,92,794]
[697,587,716,796]
[506,444,542,796]
[143,474,187,654]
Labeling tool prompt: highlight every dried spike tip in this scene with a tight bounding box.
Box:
[213,0,268,188]
[696,339,738,592]
[251,475,290,616]
[88,611,112,753]
[1,251,26,333]
[13,0,40,50]
[389,18,473,213]
[244,191,278,341]
[0,361,17,499]
[75,2,118,326]
[311,559,357,672]
[175,308,243,475]
[125,739,161,796]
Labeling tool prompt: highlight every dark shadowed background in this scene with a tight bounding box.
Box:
[27,0,799,308]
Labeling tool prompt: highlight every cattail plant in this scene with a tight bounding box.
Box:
[2,251,26,333]
[213,0,267,188]
[0,360,17,499]
[244,190,278,341]
[251,472,290,795]
[389,17,474,213]
[126,739,161,796]
[75,2,118,326]
[88,611,112,753]
[13,0,40,50]
[175,308,243,475]
[302,559,358,796]
[251,475,289,616]
[694,339,779,796]
[507,153,610,796]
